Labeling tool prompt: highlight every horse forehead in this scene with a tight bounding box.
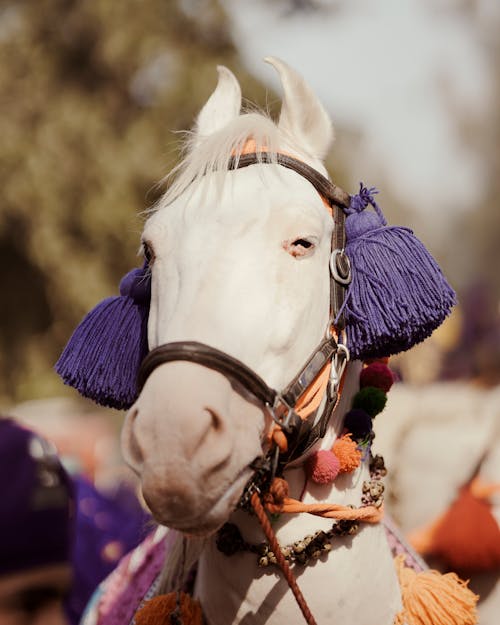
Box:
[146,165,329,237]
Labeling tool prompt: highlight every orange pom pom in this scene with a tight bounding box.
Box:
[332,434,362,473]
[135,592,203,625]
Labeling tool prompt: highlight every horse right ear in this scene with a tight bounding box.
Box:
[194,66,242,143]
[55,267,151,410]
[266,56,334,162]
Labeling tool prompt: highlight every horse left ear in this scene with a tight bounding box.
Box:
[266,56,334,161]
[195,66,242,142]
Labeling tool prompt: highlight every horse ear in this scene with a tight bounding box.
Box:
[265,56,334,161]
[195,66,241,141]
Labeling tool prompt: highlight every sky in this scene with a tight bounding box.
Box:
[222,0,497,244]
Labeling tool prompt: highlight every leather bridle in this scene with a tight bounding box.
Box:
[137,153,352,490]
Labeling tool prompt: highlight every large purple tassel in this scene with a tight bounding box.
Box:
[55,267,150,410]
[342,184,456,360]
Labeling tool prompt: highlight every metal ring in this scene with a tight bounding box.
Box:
[329,249,352,285]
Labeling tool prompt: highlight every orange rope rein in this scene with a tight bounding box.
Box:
[263,477,384,522]
[250,492,318,625]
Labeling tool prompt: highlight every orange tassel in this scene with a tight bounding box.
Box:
[432,483,500,572]
[408,481,500,572]
[393,555,478,625]
[135,592,203,625]
[332,433,362,473]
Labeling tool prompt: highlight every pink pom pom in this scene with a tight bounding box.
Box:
[305,450,340,485]
[360,362,394,393]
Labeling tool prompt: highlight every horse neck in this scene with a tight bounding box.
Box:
[193,360,403,625]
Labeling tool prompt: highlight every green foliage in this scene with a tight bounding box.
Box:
[0,0,272,402]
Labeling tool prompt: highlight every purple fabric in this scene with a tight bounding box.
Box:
[0,418,74,576]
[56,266,150,410]
[65,477,151,625]
[92,529,175,625]
[341,183,456,360]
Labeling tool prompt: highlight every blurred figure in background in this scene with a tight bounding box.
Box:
[66,476,150,624]
[0,417,74,625]
[0,414,151,625]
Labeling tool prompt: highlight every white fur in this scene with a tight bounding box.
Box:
[121,59,402,625]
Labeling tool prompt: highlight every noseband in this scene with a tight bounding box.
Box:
[137,153,352,480]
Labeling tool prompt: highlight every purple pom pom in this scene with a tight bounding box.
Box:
[344,408,372,441]
[119,267,150,305]
[345,211,383,240]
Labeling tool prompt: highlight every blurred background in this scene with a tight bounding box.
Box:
[0,0,498,620]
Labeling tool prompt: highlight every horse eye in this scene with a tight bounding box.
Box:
[282,237,316,258]
[142,241,155,264]
[293,238,313,249]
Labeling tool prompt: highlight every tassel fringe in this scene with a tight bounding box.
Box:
[135,592,203,625]
[393,555,478,625]
[55,295,149,409]
[344,225,456,360]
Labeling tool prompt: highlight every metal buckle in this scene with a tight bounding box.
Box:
[329,249,351,285]
[329,343,350,396]
[265,395,297,434]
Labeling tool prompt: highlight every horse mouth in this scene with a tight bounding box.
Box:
[147,466,254,536]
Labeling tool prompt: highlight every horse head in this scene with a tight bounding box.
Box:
[121,58,339,534]
[57,58,455,541]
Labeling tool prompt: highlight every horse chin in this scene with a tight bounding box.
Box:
[146,467,253,537]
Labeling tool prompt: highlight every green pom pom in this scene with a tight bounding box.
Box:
[352,387,387,417]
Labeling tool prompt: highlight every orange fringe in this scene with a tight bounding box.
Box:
[393,555,478,625]
[135,592,203,625]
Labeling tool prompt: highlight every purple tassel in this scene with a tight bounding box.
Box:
[55,267,150,410]
[341,184,456,360]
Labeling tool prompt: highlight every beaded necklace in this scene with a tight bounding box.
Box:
[216,358,394,568]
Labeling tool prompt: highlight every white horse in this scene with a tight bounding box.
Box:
[66,58,469,625]
[117,58,402,625]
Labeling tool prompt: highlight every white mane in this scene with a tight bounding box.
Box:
[156,111,321,211]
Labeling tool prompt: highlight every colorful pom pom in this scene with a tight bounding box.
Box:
[352,387,387,417]
[360,362,394,393]
[306,450,340,485]
[343,409,372,441]
[332,434,362,473]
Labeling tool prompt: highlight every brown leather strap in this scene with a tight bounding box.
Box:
[137,341,277,406]
[229,152,350,209]
[281,338,337,408]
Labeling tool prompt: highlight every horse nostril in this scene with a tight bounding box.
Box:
[121,407,143,472]
[206,407,223,432]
